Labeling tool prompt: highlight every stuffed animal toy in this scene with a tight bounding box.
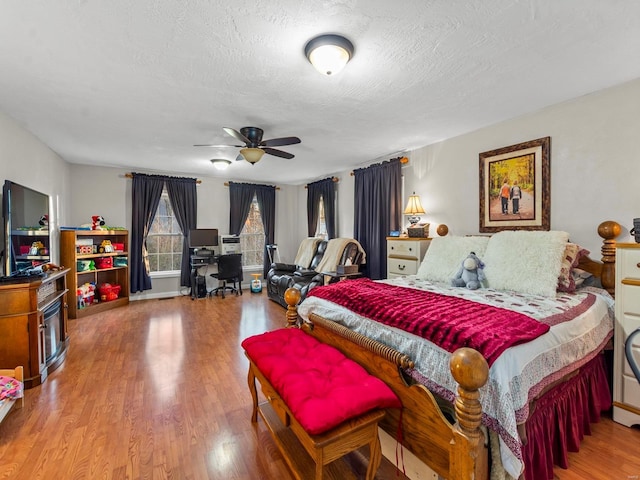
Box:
[451,251,485,290]
[38,214,48,229]
[98,239,114,253]
[92,215,106,230]
[29,241,45,256]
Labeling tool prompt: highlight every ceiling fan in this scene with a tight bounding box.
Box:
[195,126,301,165]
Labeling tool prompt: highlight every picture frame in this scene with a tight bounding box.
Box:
[479,137,550,232]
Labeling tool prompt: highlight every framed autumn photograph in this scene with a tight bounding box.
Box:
[479,137,550,232]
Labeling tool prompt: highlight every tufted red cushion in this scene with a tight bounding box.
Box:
[242,328,401,435]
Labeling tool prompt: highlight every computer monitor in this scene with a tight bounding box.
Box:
[189,228,218,255]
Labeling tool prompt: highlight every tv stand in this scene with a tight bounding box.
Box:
[0,268,69,388]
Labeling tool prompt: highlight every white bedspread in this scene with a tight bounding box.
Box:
[298,276,614,479]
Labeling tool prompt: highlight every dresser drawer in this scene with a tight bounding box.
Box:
[622,373,640,407]
[619,248,640,280]
[387,240,422,259]
[388,258,418,276]
[623,341,640,379]
[620,284,640,314]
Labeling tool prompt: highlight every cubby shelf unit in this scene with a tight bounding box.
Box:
[60,230,129,319]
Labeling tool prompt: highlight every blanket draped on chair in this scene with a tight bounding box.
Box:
[314,238,366,274]
[294,237,321,268]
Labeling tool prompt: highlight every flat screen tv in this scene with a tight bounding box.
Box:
[189,228,218,254]
[2,180,51,276]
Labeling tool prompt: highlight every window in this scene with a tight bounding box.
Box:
[147,190,183,273]
[315,195,328,239]
[240,196,265,268]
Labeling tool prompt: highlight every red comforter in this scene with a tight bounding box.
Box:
[307,278,550,366]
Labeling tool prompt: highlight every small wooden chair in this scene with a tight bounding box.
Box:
[0,366,24,424]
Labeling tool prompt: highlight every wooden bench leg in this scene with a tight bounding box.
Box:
[247,364,259,423]
[365,432,382,480]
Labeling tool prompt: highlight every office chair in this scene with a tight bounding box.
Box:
[210,253,243,298]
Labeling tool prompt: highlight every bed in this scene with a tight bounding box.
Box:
[283,221,621,480]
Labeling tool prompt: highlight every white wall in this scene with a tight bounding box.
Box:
[322,78,640,258]
[146,77,638,273]
[0,111,71,268]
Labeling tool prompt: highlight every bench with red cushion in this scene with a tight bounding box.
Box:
[242,327,401,480]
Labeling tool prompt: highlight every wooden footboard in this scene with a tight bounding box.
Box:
[284,289,489,480]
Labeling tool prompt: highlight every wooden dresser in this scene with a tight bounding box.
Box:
[0,269,69,388]
[386,237,431,278]
[613,243,640,427]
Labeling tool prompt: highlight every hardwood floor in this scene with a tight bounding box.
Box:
[0,291,638,479]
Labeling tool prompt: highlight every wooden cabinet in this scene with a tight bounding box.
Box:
[0,268,69,388]
[613,243,640,427]
[60,230,129,319]
[386,237,431,278]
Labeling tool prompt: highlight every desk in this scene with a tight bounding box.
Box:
[190,254,217,299]
[321,271,363,286]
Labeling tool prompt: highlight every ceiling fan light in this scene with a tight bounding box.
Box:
[305,34,354,76]
[240,147,265,164]
[210,158,232,170]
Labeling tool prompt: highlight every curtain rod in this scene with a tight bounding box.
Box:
[305,176,339,189]
[124,173,202,184]
[349,156,409,176]
[224,182,280,190]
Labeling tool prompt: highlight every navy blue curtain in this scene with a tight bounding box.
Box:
[130,173,165,293]
[307,177,336,239]
[166,177,197,287]
[254,184,276,278]
[228,182,255,235]
[354,158,402,280]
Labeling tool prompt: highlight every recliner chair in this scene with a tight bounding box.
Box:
[267,238,364,308]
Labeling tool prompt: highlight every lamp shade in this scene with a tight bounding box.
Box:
[240,147,265,165]
[305,34,354,76]
[404,193,425,215]
[404,192,425,225]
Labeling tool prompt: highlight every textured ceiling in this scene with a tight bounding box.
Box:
[1,1,639,185]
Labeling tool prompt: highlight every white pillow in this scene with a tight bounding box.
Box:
[483,230,570,297]
[416,236,491,283]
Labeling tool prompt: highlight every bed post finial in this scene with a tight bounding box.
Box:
[449,348,489,478]
[284,288,301,328]
[598,220,621,295]
[449,348,488,438]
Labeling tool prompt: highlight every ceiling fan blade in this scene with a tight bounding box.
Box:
[223,127,251,145]
[235,153,245,161]
[260,136,301,147]
[193,144,244,147]
[263,147,294,159]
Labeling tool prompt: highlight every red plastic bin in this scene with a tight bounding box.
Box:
[98,283,121,302]
[95,257,113,269]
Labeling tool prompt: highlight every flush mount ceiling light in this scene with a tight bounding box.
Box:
[210,158,232,170]
[240,147,266,165]
[304,34,354,76]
